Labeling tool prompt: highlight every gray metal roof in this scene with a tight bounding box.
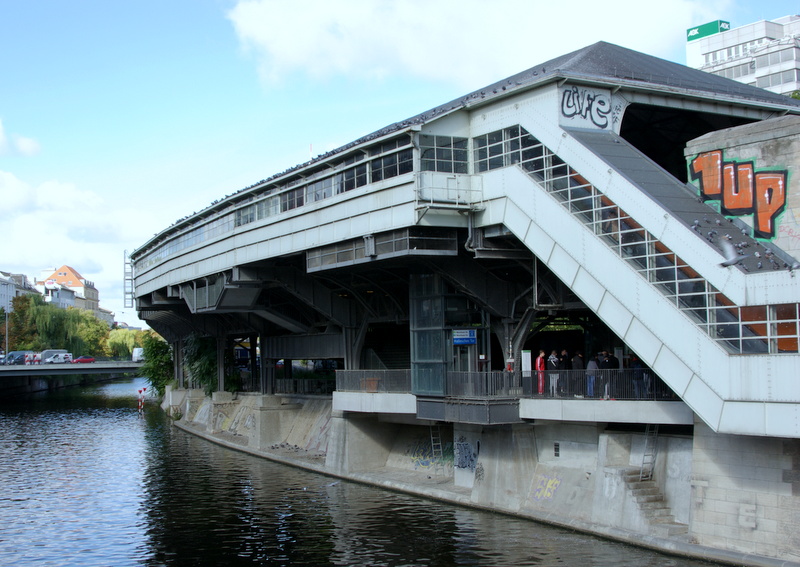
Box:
[140,41,800,252]
[305,41,800,172]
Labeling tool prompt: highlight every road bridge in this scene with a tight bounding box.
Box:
[0,362,144,378]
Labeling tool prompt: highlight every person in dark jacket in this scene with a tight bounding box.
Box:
[571,352,584,397]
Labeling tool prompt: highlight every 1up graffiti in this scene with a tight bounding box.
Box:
[690,150,787,239]
[560,86,611,129]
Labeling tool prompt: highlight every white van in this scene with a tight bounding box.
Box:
[132,348,144,362]
[44,352,72,364]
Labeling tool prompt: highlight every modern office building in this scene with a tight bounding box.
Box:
[132,42,800,564]
[687,15,800,95]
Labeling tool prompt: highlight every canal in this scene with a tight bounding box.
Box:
[0,378,720,566]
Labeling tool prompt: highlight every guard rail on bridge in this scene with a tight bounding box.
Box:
[0,362,144,378]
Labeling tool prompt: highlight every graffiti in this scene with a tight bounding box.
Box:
[475,462,485,482]
[779,224,800,245]
[532,474,561,500]
[454,436,477,472]
[408,437,435,469]
[560,86,611,129]
[690,150,788,239]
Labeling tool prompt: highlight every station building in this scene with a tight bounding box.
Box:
[132,42,800,564]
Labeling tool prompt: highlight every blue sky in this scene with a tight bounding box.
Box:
[1,0,799,327]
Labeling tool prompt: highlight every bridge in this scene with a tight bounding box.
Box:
[0,362,144,378]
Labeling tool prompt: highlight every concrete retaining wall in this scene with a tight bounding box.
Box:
[165,389,800,566]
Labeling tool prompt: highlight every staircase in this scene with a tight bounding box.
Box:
[623,469,688,537]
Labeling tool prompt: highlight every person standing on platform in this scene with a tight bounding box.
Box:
[547,350,560,397]
[571,351,584,397]
[536,350,546,395]
[586,355,598,398]
[558,349,570,396]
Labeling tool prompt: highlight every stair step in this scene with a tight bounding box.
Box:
[635,494,665,503]
[631,487,661,496]
[654,522,689,537]
[639,500,668,510]
[642,507,672,518]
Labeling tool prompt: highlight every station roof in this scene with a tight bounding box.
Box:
[135,41,800,256]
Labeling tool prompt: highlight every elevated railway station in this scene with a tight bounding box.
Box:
[131,42,800,563]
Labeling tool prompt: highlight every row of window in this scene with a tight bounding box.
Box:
[754,68,800,89]
[136,137,413,270]
[754,47,799,68]
[704,39,765,64]
[138,126,548,271]
[713,62,755,80]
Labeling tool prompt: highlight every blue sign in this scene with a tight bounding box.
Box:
[453,329,477,345]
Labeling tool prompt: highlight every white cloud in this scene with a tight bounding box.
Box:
[228,0,732,89]
[0,119,9,155]
[14,135,40,156]
[0,118,40,156]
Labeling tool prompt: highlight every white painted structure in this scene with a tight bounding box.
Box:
[134,43,800,563]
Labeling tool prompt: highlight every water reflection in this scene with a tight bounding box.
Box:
[0,379,719,566]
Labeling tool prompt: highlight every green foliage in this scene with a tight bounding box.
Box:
[182,333,241,395]
[141,332,174,396]
[108,328,144,360]
[9,295,38,350]
[792,90,800,100]
[26,303,110,357]
[183,333,218,395]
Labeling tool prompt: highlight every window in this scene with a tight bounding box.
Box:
[473,125,540,172]
[420,134,469,173]
[280,187,305,212]
[234,205,255,227]
[371,148,413,182]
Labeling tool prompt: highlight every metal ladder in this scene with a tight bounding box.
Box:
[640,424,659,481]
[430,424,444,476]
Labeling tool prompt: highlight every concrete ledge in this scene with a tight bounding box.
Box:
[519,399,694,424]
[332,391,416,414]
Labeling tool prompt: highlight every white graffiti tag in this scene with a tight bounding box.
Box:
[560,86,611,129]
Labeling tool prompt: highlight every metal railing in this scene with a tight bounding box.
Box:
[446,371,523,397]
[524,369,678,401]
[336,368,677,401]
[275,378,335,395]
[335,369,412,393]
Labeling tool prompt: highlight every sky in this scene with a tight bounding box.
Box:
[1,0,799,328]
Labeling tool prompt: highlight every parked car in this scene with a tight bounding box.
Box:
[44,353,72,364]
[72,355,96,364]
[5,351,32,365]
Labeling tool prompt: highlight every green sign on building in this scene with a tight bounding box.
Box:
[686,20,731,42]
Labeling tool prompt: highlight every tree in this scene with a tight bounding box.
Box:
[141,332,173,396]
[107,328,143,360]
[9,295,38,350]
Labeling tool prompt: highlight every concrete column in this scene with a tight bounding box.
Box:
[174,338,184,388]
[216,337,226,392]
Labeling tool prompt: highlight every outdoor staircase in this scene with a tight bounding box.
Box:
[623,469,688,537]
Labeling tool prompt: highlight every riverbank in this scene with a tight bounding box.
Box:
[164,388,797,567]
